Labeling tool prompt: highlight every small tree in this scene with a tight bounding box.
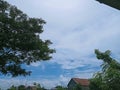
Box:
[7,85,17,90]
[33,82,44,90]
[0,0,55,77]
[90,49,120,90]
[18,85,26,90]
[55,85,67,90]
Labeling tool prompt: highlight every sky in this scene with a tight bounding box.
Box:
[0,0,120,89]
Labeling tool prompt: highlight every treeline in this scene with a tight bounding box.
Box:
[7,83,67,90]
[7,82,46,90]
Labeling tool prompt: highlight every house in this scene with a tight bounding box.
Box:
[96,0,120,10]
[68,78,90,90]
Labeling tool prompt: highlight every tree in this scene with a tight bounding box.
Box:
[7,85,17,90]
[55,85,67,90]
[33,82,41,90]
[90,49,120,90]
[18,85,26,90]
[96,0,120,10]
[0,0,55,77]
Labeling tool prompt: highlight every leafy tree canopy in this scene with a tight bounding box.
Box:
[0,0,55,77]
[7,85,17,90]
[55,85,67,90]
[90,49,120,90]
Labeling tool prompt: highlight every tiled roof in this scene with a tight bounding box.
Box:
[72,78,90,86]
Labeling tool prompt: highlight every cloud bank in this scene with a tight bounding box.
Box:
[3,0,120,89]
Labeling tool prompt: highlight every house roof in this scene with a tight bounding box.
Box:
[96,0,120,10]
[72,78,90,86]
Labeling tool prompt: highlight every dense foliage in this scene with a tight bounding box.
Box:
[0,0,55,77]
[55,86,67,90]
[90,49,120,90]
[7,83,46,90]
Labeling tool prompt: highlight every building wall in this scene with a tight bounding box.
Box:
[68,79,77,90]
[68,79,89,90]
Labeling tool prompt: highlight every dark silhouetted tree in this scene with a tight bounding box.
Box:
[0,0,55,77]
[7,85,17,90]
[18,85,26,90]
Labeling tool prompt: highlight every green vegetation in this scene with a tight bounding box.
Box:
[55,85,67,90]
[73,84,82,90]
[8,85,16,90]
[33,82,46,90]
[0,0,55,77]
[7,83,46,90]
[90,49,120,90]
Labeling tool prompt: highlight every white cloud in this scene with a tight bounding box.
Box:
[0,78,28,90]
[0,78,66,89]
[0,68,97,89]
[30,62,41,67]
[3,0,120,89]
[48,13,120,69]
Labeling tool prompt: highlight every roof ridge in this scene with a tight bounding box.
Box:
[72,78,90,86]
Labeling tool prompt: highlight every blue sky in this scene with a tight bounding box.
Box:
[0,0,120,89]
